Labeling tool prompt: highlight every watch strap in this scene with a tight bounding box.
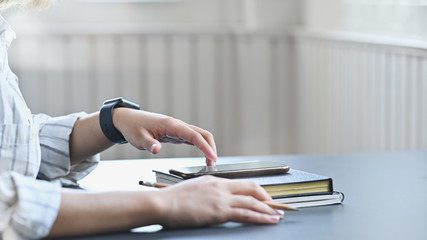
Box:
[99,98,140,144]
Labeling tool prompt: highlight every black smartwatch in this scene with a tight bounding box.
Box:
[99,97,140,144]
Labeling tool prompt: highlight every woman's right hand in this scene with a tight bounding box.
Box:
[152,175,283,228]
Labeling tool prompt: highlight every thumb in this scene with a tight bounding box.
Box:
[134,131,161,154]
[149,141,162,154]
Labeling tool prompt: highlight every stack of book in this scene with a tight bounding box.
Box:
[153,165,344,208]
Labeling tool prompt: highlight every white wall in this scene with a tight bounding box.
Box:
[3,0,299,32]
[294,0,427,154]
[302,0,427,41]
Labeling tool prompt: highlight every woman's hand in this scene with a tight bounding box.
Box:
[152,175,283,228]
[113,108,217,166]
[49,175,282,237]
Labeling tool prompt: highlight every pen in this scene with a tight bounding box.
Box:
[139,180,298,211]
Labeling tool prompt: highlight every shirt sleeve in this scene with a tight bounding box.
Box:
[0,172,61,239]
[35,112,100,187]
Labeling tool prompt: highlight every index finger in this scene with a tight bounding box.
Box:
[164,122,217,162]
[188,125,217,154]
[188,125,217,166]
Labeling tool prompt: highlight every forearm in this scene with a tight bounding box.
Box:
[48,189,163,238]
[69,112,112,165]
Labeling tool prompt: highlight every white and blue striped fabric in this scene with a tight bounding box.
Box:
[0,15,99,240]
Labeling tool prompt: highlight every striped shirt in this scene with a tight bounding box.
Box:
[0,16,99,239]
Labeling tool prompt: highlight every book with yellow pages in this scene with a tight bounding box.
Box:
[153,167,340,199]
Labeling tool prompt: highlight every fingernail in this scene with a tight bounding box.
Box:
[150,144,157,153]
[270,215,281,223]
[276,210,285,218]
[205,158,216,166]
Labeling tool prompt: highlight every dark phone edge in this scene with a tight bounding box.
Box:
[169,166,290,179]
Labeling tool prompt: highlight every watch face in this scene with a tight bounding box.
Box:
[103,97,140,109]
[103,97,124,105]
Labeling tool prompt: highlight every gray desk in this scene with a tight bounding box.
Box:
[69,151,427,240]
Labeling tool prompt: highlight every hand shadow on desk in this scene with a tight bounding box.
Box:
[53,221,294,240]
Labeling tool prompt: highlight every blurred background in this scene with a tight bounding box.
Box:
[2,0,427,160]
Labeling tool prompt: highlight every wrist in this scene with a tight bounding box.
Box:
[136,191,169,225]
[99,97,139,144]
[111,107,132,137]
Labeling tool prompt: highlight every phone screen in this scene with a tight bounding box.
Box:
[169,161,289,179]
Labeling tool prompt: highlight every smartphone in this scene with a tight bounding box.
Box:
[169,161,289,179]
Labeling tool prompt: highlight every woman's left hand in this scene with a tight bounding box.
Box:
[112,108,217,166]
